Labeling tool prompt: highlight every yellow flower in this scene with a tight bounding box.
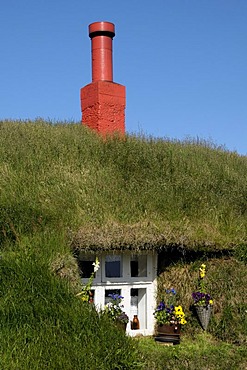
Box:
[81,296,88,302]
[209,299,213,305]
[199,264,206,278]
[180,318,187,325]
[175,305,183,312]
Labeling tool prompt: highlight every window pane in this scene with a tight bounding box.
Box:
[78,254,95,278]
[105,255,122,277]
[130,288,147,329]
[130,288,138,315]
[131,255,147,277]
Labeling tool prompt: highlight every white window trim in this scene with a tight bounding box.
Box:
[80,253,156,285]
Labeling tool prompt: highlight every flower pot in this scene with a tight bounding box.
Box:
[195,305,213,330]
[157,323,181,335]
[116,321,127,331]
[155,324,181,344]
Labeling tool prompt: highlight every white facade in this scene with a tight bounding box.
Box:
[78,251,157,336]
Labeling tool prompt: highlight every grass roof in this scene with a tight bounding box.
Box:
[72,220,240,253]
[1,119,246,252]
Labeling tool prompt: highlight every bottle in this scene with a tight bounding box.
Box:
[132,315,140,330]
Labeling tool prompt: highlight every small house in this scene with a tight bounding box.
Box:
[72,222,161,336]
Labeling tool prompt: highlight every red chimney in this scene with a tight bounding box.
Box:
[80,21,126,135]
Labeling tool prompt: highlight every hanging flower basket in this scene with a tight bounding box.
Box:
[195,305,213,330]
[192,264,214,331]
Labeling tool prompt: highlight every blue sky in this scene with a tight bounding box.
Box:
[1,0,246,155]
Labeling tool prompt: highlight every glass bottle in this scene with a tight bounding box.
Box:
[132,315,140,330]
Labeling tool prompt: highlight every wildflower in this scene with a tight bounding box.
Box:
[92,257,100,272]
[166,288,176,295]
[81,296,88,302]
[76,258,100,303]
[199,264,206,278]
[192,264,213,307]
[108,293,124,300]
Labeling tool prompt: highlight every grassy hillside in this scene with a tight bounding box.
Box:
[0,235,143,369]
[1,119,246,250]
[0,119,246,369]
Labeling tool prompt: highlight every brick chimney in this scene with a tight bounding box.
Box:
[80,21,126,135]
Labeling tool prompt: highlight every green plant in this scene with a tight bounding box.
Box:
[76,257,100,302]
[192,264,213,307]
[154,288,187,326]
[137,334,247,370]
[0,242,143,369]
[234,243,247,264]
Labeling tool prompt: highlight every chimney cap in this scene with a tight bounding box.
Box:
[89,21,115,38]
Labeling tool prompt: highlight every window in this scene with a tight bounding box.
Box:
[78,254,95,278]
[105,255,122,277]
[130,255,147,277]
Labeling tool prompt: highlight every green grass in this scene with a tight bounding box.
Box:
[0,235,144,369]
[137,333,247,370]
[0,119,246,369]
[1,119,246,249]
[157,258,247,345]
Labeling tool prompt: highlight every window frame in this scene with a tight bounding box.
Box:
[79,252,156,285]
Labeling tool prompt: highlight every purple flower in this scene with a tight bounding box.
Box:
[192,291,205,303]
[165,305,174,314]
[108,293,124,301]
[192,291,213,306]
[156,302,165,311]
